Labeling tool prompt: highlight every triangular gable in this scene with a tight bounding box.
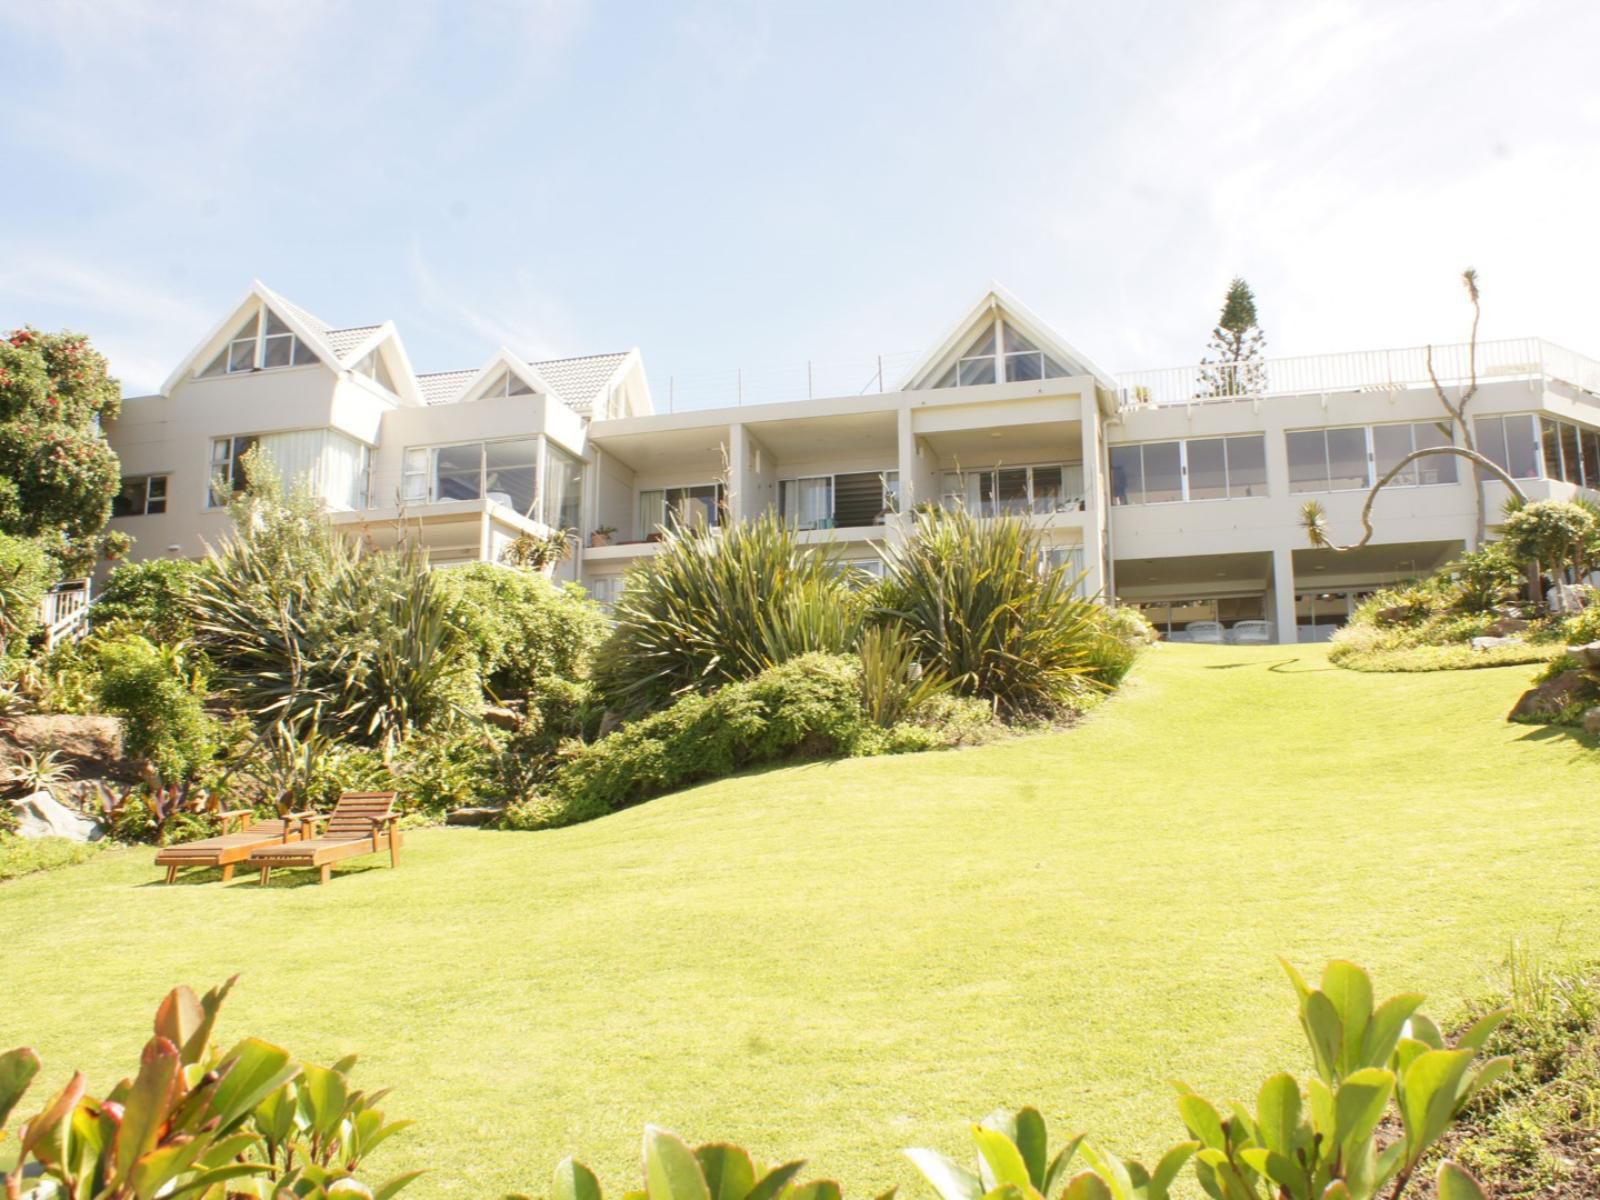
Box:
[899,285,1119,393]
[339,322,425,407]
[456,349,561,405]
[160,281,340,394]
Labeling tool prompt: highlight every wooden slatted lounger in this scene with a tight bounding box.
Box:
[154,809,312,883]
[247,791,402,886]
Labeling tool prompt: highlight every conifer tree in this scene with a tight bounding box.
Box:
[1197,277,1267,398]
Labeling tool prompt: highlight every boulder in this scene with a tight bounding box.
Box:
[0,714,133,781]
[1509,670,1594,722]
[1569,642,1600,670]
[1471,636,1522,651]
[8,789,103,842]
[481,705,522,732]
[1483,617,1530,637]
[445,806,503,827]
[1585,707,1600,737]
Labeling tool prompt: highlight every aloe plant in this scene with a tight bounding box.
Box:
[0,978,420,1200]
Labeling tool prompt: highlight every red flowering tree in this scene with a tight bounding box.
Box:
[0,327,123,576]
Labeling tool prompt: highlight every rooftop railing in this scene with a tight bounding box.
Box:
[1115,337,1600,411]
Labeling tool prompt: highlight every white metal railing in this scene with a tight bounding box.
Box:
[662,351,923,412]
[1115,337,1600,411]
[40,579,91,651]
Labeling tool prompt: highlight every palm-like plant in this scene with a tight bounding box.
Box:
[595,512,860,714]
[875,507,1101,717]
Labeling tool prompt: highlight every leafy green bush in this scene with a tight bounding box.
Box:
[1500,499,1600,580]
[533,653,870,827]
[857,623,951,727]
[93,632,217,782]
[0,530,54,658]
[438,563,605,699]
[1436,543,1525,614]
[1081,605,1157,688]
[876,509,1102,717]
[594,512,860,715]
[92,557,202,643]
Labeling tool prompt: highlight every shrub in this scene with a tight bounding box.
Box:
[1081,604,1157,687]
[857,623,951,727]
[93,632,217,782]
[191,456,476,747]
[536,654,870,827]
[1437,543,1525,613]
[437,563,607,700]
[876,508,1102,717]
[0,531,53,658]
[92,556,202,642]
[1500,499,1600,579]
[0,833,104,882]
[594,512,860,714]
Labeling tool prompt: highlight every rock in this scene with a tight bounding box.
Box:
[1570,642,1600,670]
[1584,707,1600,736]
[0,714,132,781]
[1484,617,1530,637]
[1509,671,1593,722]
[1472,636,1522,651]
[8,789,103,841]
[445,806,503,827]
[481,705,522,732]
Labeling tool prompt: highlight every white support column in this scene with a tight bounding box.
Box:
[533,433,549,528]
[1271,544,1298,645]
[727,423,747,524]
[896,406,916,511]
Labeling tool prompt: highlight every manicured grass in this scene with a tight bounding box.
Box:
[5,644,1599,1197]
[1331,641,1563,672]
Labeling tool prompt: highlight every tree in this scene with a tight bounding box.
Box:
[1303,268,1512,556]
[1196,277,1267,397]
[0,327,122,576]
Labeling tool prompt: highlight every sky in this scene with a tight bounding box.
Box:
[2,0,1598,409]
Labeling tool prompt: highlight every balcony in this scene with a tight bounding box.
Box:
[1116,337,1600,411]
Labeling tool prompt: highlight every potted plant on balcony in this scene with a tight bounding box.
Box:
[590,525,617,548]
[502,528,573,577]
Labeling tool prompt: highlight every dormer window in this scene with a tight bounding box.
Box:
[199,310,319,377]
[933,318,1073,388]
[478,368,537,399]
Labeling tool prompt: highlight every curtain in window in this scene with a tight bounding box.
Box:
[639,490,666,535]
[258,430,328,498]
[320,431,369,510]
[542,443,582,530]
[782,478,831,529]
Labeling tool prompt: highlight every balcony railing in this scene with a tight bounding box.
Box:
[1115,337,1600,411]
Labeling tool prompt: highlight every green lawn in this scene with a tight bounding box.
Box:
[4,644,1598,1197]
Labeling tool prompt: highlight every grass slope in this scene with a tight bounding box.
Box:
[4,645,1598,1197]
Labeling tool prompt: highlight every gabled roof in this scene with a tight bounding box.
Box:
[899,284,1119,393]
[531,351,632,414]
[416,369,480,405]
[326,325,384,359]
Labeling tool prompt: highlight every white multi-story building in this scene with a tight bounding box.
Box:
[104,281,1600,644]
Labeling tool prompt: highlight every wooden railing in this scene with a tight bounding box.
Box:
[40,579,91,651]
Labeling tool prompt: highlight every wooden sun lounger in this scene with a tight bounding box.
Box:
[154,809,313,883]
[247,792,402,886]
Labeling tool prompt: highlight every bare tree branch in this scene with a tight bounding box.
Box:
[1301,446,1527,553]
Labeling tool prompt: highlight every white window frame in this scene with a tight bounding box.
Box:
[1286,426,1374,496]
[940,461,1087,515]
[639,483,723,534]
[208,436,258,508]
[113,473,169,517]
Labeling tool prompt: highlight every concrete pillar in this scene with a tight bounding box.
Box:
[1270,544,1298,645]
[896,407,916,510]
[727,423,746,523]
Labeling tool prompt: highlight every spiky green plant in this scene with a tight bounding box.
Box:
[875,508,1102,717]
[594,512,860,714]
[856,624,950,727]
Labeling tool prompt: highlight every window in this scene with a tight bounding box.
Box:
[477,368,537,400]
[1112,435,1266,504]
[780,477,833,529]
[352,350,397,394]
[113,474,168,517]
[1110,442,1181,504]
[933,319,1072,388]
[199,310,318,377]
[940,464,1085,515]
[1474,414,1540,480]
[1287,428,1369,494]
[542,442,582,531]
[640,484,723,534]
[1521,414,1600,488]
[1372,421,1457,487]
[402,438,553,517]
[208,436,259,507]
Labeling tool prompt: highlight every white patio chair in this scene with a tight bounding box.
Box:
[1228,620,1273,644]
[1184,620,1224,644]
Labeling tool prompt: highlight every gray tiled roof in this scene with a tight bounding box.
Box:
[532,352,629,414]
[326,325,382,360]
[416,369,479,405]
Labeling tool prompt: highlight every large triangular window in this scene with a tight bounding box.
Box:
[199,307,319,376]
[932,317,1074,388]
